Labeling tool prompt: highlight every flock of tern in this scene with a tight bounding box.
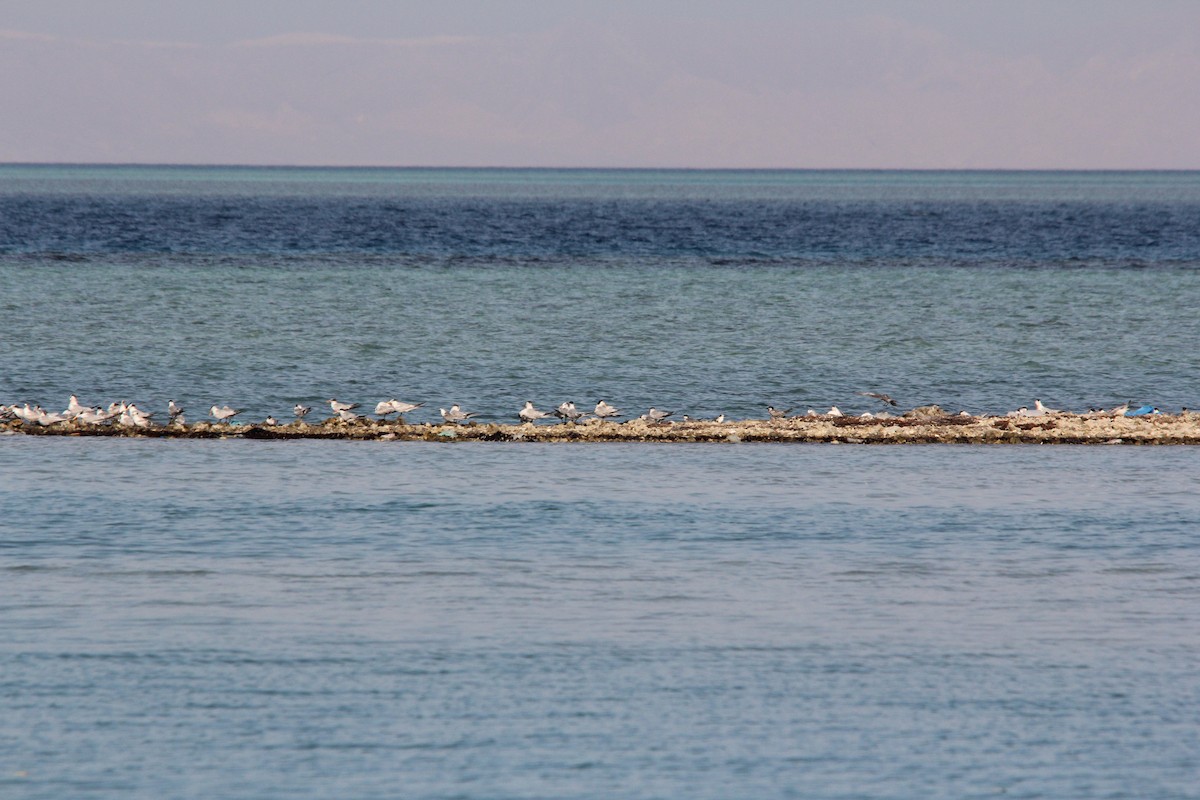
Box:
[0,396,677,428]
[0,393,1173,430]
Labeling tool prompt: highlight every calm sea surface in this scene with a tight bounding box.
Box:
[2,167,1199,799]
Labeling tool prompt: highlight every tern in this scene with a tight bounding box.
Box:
[828,406,844,417]
[12,404,41,423]
[767,406,791,420]
[210,404,243,423]
[337,408,362,422]
[1033,399,1060,414]
[519,401,553,423]
[440,404,476,424]
[858,392,898,407]
[264,416,279,426]
[554,401,585,423]
[294,404,312,420]
[373,399,422,419]
[594,400,621,419]
[329,399,360,414]
[75,407,114,425]
[1108,401,1131,417]
[127,404,155,428]
[168,400,185,423]
[641,407,673,422]
[387,400,423,416]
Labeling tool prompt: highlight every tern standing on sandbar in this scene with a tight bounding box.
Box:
[386,400,423,418]
[594,400,621,419]
[519,401,553,423]
[209,404,242,423]
[554,401,585,423]
[441,404,476,424]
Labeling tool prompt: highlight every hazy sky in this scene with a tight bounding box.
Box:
[2,0,1197,168]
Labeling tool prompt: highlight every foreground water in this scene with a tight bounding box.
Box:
[2,439,1199,799]
[2,168,1199,799]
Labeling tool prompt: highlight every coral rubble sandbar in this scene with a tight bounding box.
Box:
[6,409,1200,445]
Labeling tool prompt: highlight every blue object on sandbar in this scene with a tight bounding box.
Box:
[1125,405,1155,417]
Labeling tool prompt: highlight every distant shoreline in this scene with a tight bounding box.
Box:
[4,163,1198,174]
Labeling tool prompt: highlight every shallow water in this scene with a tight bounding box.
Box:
[2,439,1199,799]
[2,168,1199,799]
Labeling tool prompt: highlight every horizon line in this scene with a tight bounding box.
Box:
[3,161,1200,174]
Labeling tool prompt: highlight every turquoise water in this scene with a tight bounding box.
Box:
[4,259,1198,420]
[2,168,1199,798]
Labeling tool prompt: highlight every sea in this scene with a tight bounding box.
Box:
[1,166,1198,799]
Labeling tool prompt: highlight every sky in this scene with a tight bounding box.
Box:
[1,0,1198,168]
